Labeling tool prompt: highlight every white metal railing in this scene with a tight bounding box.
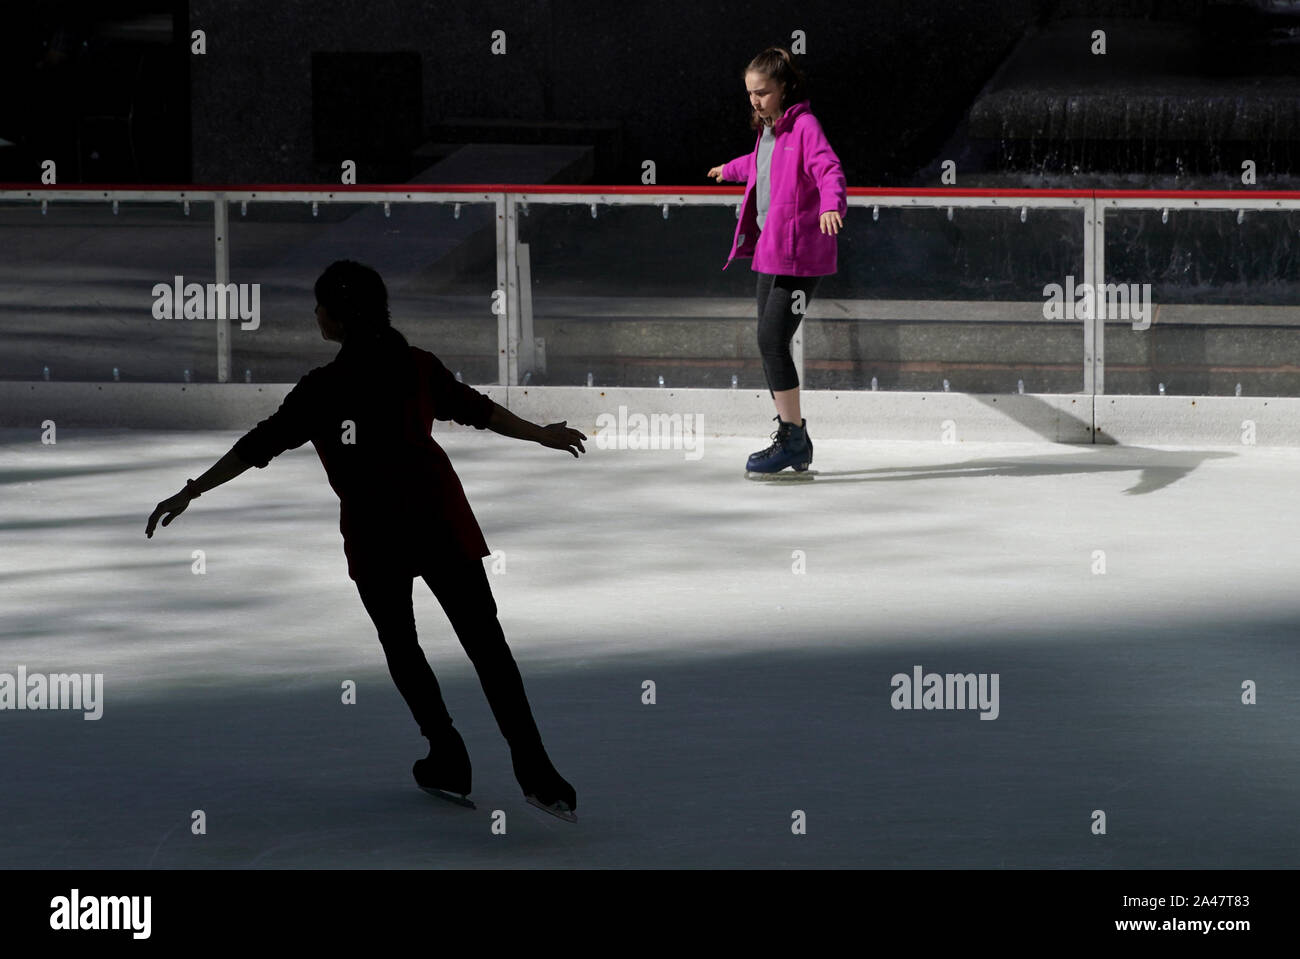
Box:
[1091,193,1300,395]
[505,189,1093,392]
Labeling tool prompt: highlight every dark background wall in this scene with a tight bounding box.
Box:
[183,0,1269,187]
[184,0,1057,186]
[0,0,189,182]
[5,0,1296,187]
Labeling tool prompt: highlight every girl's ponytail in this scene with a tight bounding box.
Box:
[745,46,808,130]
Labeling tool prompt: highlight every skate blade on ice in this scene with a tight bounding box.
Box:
[745,469,817,482]
[420,785,476,809]
[526,795,578,823]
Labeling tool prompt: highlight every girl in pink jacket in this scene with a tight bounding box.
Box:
[709,47,846,474]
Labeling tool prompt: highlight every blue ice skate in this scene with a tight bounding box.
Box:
[745,417,813,474]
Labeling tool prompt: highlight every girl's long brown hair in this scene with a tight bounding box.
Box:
[746,47,808,130]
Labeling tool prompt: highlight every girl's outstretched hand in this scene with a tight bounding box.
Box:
[820,211,844,235]
[537,421,587,458]
[146,490,192,538]
[707,166,725,182]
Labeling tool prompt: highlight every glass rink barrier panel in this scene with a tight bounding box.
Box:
[803,201,1089,394]
[0,199,215,382]
[513,198,779,389]
[1101,204,1300,397]
[226,199,501,386]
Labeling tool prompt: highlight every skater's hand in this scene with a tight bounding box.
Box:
[536,421,587,458]
[820,211,843,235]
[145,490,193,538]
[707,165,725,183]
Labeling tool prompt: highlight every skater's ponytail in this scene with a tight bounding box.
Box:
[315,259,421,438]
[745,47,807,131]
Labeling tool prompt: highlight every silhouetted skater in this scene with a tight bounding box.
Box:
[708,46,846,474]
[146,260,584,821]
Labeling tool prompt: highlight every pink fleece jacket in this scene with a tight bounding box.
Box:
[721,100,847,277]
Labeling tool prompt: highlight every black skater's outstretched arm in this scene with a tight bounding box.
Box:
[143,407,586,539]
[485,403,587,458]
[426,346,586,457]
[144,447,254,538]
[145,348,587,541]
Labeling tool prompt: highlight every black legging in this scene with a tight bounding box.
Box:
[354,558,546,756]
[757,272,820,395]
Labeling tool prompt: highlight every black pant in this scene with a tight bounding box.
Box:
[354,559,545,756]
[757,272,820,395]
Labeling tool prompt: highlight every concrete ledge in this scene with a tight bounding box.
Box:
[504,386,1094,444]
[3,382,1299,446]
[1095,395,1300,447]
[0,382,510,430]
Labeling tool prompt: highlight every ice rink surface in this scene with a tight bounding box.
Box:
[1,426,1297,868]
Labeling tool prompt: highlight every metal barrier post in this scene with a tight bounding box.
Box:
[214,196,230,384]
[793,296,805,387]
[504,193,521,385]
[1082,198,1096,397]
[1092,200,1106,396]
[495,194,509,386]
[519,241,537,379]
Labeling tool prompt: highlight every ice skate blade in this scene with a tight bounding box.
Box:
[420,785,476,809]
[526,795,578,823]
[745,468,817,481]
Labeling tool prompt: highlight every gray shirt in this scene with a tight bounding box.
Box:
[755,122,775,230]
